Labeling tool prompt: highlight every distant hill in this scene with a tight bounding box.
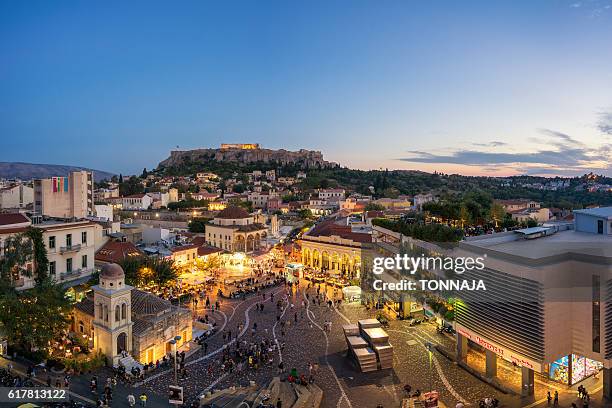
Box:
[0,162,114,182]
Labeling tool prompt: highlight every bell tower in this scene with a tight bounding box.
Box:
[92,263,134,366]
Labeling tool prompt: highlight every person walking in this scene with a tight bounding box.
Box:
[553,390,558,406]
[546,391,551,406]
[139,392,147,407]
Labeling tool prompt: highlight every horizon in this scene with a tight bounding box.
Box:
[2,1,612,176]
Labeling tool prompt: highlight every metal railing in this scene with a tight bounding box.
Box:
[60,244,82,253]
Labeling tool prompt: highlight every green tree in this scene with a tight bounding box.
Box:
[0,278,71,359]
[365,203,385,212]
[489,202,507,228]
[146,257,178,286]
[189,217,210,233]
[0,233,33,286]
[26,227,49,284]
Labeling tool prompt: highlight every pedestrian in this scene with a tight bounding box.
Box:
[553,390,558,406]
[139,392,147,407]
[127,394,136,407]
[547,391,551,406]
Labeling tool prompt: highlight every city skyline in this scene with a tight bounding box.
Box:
[2,0,612,176]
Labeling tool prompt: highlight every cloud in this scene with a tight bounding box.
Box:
[597,111,612,136]
[399,129,611,176]
[472,141,507,147]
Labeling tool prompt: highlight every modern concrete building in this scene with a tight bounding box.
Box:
[450,215,612,397]
[0,184,33,209]
[34,171,94,219]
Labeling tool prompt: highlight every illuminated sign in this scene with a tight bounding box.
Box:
[455,323,543,372]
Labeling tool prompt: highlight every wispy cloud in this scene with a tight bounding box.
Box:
[597,110,612,136]
[472,141,507,147]
[399,128,612,176]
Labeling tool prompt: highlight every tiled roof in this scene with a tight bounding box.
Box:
[307,218,371,243]
[131,289,172,316]
[198,246,222,256]
[215,206,250,219]
[75,297,94,316]
[96,241,143,263]
[132,318,153,336]
[0,213,30,226]
[170,244,199,253]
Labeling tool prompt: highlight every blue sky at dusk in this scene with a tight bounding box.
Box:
[1,0,612,176]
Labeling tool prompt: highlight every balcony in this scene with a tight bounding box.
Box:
[60,268,94,281]
[60,244,81,254]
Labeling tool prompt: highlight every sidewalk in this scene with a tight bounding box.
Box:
[0,355,171,407]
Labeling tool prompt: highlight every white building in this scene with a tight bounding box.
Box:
[37,219,98,288]
[318,188,345,200]
[0,184,34,209]
[122,194,153,210]
[94,204,114,222]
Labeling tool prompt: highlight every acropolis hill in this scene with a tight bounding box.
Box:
[158,144,338,169]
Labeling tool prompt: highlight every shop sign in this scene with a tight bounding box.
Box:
[455,323,543,372]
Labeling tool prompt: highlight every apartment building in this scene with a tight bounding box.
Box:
[0,184,34,209]
[34,171,94,219]
[318,188,345,200]
[36,219,98,286]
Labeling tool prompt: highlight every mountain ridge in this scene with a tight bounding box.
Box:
[0,162,114,182]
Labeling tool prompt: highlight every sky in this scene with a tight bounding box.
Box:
[1,0,612,177]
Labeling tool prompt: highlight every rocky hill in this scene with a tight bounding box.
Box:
[0,162,114,182]
[158,145,338,170]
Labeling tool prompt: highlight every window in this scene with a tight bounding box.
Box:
[49,261,56,275]
[593,274,601,353]
[121,303,127,319]
[66,234,72,247]
[49,236,55,249]
[115,305,120,322]
[82,231,87,244]
[81,255,87,269]
[66,258,73,272]
[598,220,604,234]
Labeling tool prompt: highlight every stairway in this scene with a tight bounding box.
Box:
[118,354,143,372]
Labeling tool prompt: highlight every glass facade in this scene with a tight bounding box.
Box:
[549,354,602,385]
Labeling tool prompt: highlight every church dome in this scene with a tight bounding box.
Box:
[100,263,125,279]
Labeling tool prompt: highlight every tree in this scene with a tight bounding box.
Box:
[364,203,385,212]
[0,278,71,359]
[298,209,313,219]
[526,218,538,228]
[489,202,507,228]
[141,168,148,178]
[26,227,49,284]
[232,184,245,193]
[189,217,210,233]
[146,257,178,286]
[0,233,33,287]
[459,205,470,228]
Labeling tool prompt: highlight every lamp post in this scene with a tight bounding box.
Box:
[169,335,182,385]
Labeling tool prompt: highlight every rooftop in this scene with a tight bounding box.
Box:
[460,229,612,262]
[573,207,612,219]
[215,206,250,219]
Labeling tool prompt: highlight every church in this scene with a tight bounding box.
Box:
[72,263,192,366]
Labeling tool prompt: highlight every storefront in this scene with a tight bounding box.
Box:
[549,354,602,385]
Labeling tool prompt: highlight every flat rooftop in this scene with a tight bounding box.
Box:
[460,229,612,262]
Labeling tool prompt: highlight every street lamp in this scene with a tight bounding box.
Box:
[169,335,182,386]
